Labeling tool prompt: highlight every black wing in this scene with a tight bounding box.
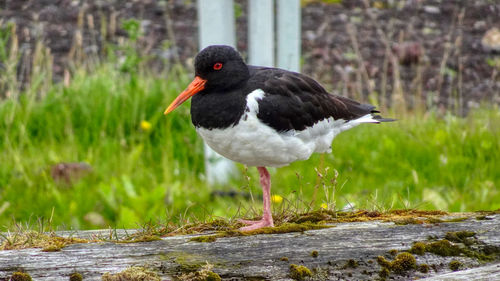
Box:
[246,66,380,132]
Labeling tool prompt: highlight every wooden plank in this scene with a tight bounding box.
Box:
[197,0,237,185]
[2,214,500,280]
[248,0,275,66]
[277,0,301,71]
[421,263,500,281]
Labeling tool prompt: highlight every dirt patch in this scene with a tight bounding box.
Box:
[0,0,499,111]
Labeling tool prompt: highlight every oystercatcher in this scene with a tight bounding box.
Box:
[165,45,392,231]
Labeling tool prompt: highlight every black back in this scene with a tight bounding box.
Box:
[246,66,378,132]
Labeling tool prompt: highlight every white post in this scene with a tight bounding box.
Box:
[196,0,301,184]
[197,0,238,185]
[248,0,274,66]
[277,0,301,72]
[197,0,236,48]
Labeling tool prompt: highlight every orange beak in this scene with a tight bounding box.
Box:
[164,76,207,114]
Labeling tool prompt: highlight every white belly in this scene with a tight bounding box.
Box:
[197,116,347,167]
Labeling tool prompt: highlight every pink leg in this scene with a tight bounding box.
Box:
[239,167,275,231]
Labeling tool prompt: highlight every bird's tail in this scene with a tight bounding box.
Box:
[371,111,397,123]
[348,111,396,125]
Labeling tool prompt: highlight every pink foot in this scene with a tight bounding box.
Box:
[238,218,274,231]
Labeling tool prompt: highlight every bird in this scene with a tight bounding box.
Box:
[164,45,393,231]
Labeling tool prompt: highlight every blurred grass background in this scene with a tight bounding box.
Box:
[0,19,499,230]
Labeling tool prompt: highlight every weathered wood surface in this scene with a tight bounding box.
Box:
[1,214,499,280]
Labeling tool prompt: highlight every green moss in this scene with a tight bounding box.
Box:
[175,263,221,281]
[422,216,470,224]
[343,259,358,268]
[131,235,162,243]
[391,252,417,274]
[294,211,331,223]
[409,242,426,255]
[377,253,416,275]
[379,267,390,278]
[310,250,318,258]
[425,217,444,224]
[445,231,476,245]
[418,264,430,273]
[209,219,231,228]
[119,234,162,243]
[241,222,330,235]
[408,235,499,262]
[425,240,463,256]
[394,217,424,225]
[102,267,160,281]
[69,272,83,281]
[164,252,216,273]
[11,272,32,281]
[176,261,203,273]
[1,231,88,251]
[449,260,462,271]
[190,235,217,243]
[289,264,312,280]
[281,257,289,261]
[376,256,391,268]
[476,215,488,220]
[186,222,331,243]
[42,243,64,252]
[203,271,221,281]
[444,217,468,223]
[388,249,398,255]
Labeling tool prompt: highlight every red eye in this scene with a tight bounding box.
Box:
[213,62,223,70]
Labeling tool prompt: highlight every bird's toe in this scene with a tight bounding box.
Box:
[238,218,274,231]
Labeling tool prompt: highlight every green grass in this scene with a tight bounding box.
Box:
[0,61,499,230]
[0,64,207,229]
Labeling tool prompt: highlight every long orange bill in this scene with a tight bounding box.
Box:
[164,76,207,114]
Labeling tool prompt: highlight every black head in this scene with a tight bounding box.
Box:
[194,45,249,91]
[164,45,249,114]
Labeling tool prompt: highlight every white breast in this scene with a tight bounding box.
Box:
[196,89,377,167]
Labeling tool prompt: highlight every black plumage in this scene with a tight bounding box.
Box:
[245,66,382,132]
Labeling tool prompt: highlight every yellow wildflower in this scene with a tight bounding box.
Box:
[271,195,283,204]
[320,203,328,210]
[140,120,152,132]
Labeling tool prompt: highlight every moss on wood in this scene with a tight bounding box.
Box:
[343,259,359,269]
[118,234,162,243]
[189,222,331,243]
[449,260,463,271]
[0,231,88,251]
[101,266,160,281]
[377,253,416,275]
[69,272,83,281]
[10,272,32,281]
[289,264,312,280]
[190,235,217,243]
[409,241,426,255]
[418,264,430,273]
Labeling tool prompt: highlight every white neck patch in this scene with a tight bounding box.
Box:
[245,89,266,114]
